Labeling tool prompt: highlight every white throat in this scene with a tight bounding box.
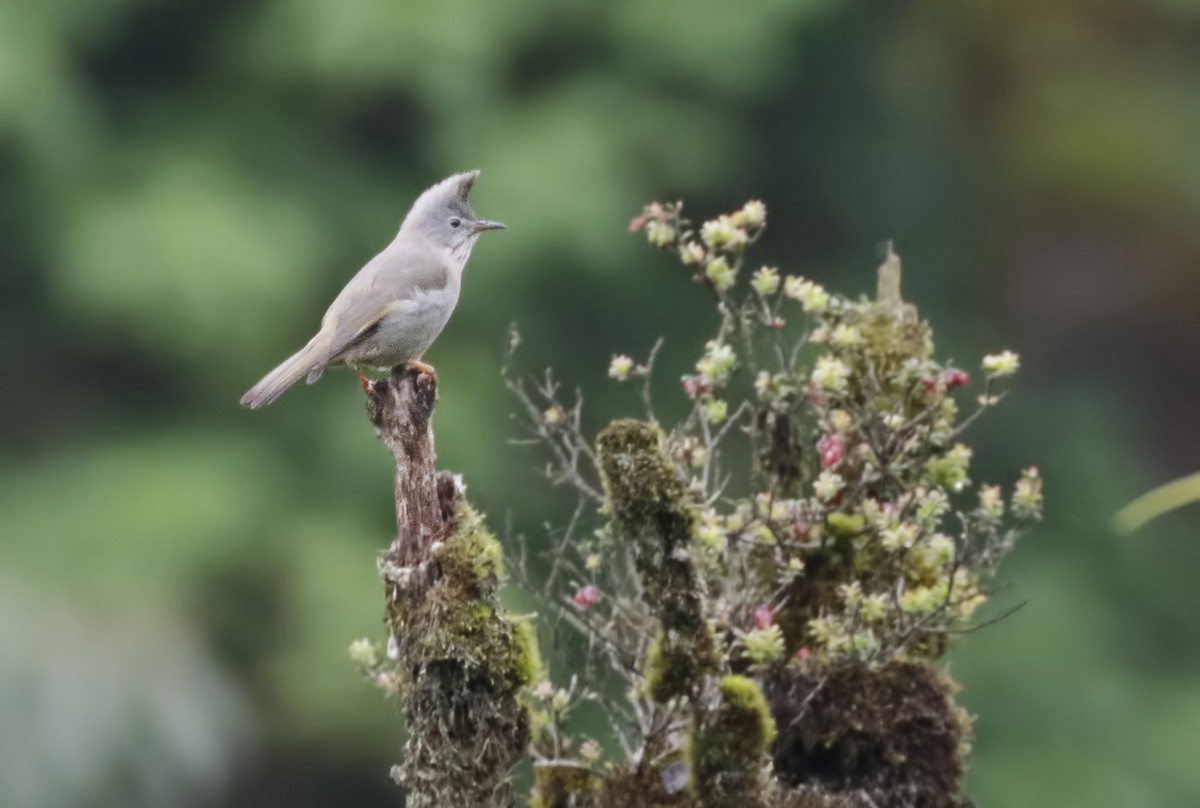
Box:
[450,236,477,266]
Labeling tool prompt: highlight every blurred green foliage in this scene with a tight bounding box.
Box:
[1,1,1197,806]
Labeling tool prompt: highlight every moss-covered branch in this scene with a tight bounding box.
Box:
[689,675,777,807]
[598,419,718,702]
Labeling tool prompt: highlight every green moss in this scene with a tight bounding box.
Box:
[859,304,932,369]
[646,629,711,704]
[438,501,505,590]
[531,761,602,807]
[717,676,778,747]
[383,493,534,804]
[512,616,544,685]
[598,420,718,701]
[427,601,515,683]
[689,675,777,805]
[383,499,542,690]
[839,285,935,412]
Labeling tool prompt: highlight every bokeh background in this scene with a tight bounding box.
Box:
[2,1,1198,806]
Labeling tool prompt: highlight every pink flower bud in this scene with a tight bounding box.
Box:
[682,375,709,400]
[943,368,970,389]
[753,605,774,629]
[794,646,810,661]
[572,584,599,608]
[817,434,844,469]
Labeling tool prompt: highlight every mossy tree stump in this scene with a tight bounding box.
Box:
[367,367,535,808]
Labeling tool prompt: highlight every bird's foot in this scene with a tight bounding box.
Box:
[407,359,437,378]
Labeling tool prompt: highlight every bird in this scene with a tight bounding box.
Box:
[240,170,504,409]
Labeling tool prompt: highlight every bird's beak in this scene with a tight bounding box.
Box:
[473,219,506,233]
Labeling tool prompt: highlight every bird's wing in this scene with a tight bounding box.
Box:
[316,248,451,364]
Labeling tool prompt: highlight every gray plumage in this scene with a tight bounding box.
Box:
[240,170,504,409]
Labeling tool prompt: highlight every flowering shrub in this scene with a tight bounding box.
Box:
[500,198,1041,805]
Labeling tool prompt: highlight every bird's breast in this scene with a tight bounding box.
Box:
[349,283,459,367]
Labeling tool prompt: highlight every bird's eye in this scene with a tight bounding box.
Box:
[449,217,462,228]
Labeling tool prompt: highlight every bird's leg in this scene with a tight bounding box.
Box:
[407,359,437,378]
[358,372,371,393]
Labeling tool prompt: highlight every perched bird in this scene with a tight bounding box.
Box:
[240,170,504,409]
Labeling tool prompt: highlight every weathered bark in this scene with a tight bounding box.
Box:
[367,367,451,567]
[367,367,534,808]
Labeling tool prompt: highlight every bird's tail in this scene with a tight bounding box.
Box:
[240,340,326,409]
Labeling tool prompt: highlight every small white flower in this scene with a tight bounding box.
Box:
[1012,466,1043,520]
[585,553,602,570]
[751,266,780,296]
[828,409,853,433]
[807,615,841,648]
[784,277,830,312]
[811,355,851,395]
[813,470,845,501]
[679,241,707,265]
[915,487,950,527]
[880,522,918,551]
[900,586,939,614]
[977,484,1004,520]
[705,257,735,291]
[608,355,634,381]
[348,638,378,668]
[700,215,748,250]
[754,370,772,398]
[645,220,675,247]
[927,532,956,566]
[696,341,738,384]
[861,594,889,623]
[738,624,785,666]
[859,498,883,526]
[704,398,728,424]
[830,324,862,348]
[551,689,571,711]
[733,199,767,228]
[982,350,1020,378]
[695,522,726,552]
[579,739,602,764]
[838,581,863,607]
[769,499,796,521]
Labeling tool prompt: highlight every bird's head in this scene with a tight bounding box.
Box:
[401,170,505,259]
